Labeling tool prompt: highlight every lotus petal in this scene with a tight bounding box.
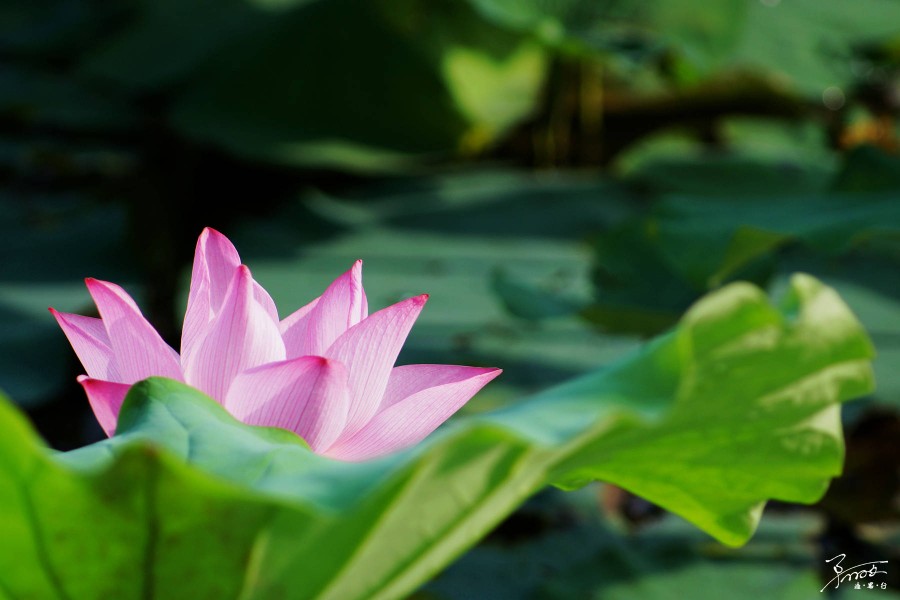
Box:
[279,297,319,359]
[325,294,427,439]
[77,376,132,436]
[226,356,349,451]
[183,266,285,402]
[84,279,182,383]
[327,364,500,460]
[49,309,119,381]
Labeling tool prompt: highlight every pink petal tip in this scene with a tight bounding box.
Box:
[77,376,131,437]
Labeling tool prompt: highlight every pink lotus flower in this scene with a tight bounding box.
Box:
[51,228,500,460]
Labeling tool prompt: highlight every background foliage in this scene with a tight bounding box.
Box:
[1,0,898,596]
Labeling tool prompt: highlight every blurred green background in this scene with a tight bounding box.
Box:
[1,0,898,597]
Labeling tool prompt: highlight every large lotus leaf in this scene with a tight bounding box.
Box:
[468,0,900,95]
[729,0,900,95]
[773,255,900,410]
[833,145,900,194]
[634,0,900,93]
[464,0,745,63]
[594,141,900,337]
[170,0,546,169]
[0,274,873,598]
[85,0,548,170]
[615,119,838,196]
[655,191,900,288]
[584,221,704,335]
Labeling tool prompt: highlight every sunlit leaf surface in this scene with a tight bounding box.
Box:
[0,275,873,598]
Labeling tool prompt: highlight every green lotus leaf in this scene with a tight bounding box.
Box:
[0,274,873,599]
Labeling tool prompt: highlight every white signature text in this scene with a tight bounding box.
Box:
[820,554,889,592]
